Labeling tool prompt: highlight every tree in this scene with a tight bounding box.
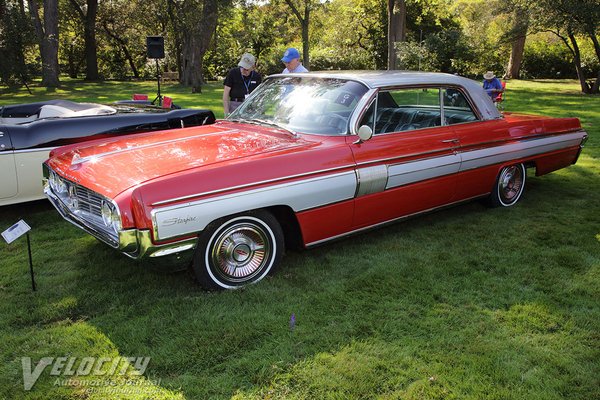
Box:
[58,3,84,79]
[240,2,280,63]
[316,0,387,70]
[28,0,60,86]
[526,0,600,93]
[68,0,99,80]
[101,20,139,79]
[281,0,321,70]
[387,0,406,70]
[166,0,231,92]
[98,0,156,80]
[0,0,34,85]
[503,6,529,79]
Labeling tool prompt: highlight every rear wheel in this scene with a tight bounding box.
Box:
[489,163,526,207]
[192,210,284,290]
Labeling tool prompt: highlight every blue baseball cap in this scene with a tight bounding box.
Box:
[281,48,300,63]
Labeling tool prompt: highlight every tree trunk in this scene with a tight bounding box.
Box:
[505,11,528,79]
[284,0,312,70]
[28,0,60,87]
[83,0,98,80]
[180,0,218,92]
[506,35,526,79]
[67,43,77,78]
[387,0,406,70]
[181,31,203,92]
[588,33,600,93]
[69,0,99,80]
[567,32,590,94]
[302,6,310,70]
[166,0,182,81]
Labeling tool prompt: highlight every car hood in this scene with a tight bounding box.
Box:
[47,121,317,197]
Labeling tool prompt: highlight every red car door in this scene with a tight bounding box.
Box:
[350,127,461,229]
[451,119,512,200]
[348,87,461,229]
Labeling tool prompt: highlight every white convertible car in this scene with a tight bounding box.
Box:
[0,100,215,206]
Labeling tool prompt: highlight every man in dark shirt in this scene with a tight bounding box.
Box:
[223,53,262,116]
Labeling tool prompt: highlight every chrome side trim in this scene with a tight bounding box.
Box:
[305,193,489,247]
[150,243,196,258]
[460,131,587,172]
[13,146,56,154]
[356,165,388,197]
[128,230,196,259]
[354,131,585,169]
[387,154,461,189]
[355,147,457,168]
[152,171,358,241]
[151,164,356,206]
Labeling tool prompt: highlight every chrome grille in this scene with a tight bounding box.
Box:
[74,185,103,214]
[46,166,121,248]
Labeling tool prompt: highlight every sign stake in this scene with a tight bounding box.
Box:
[26,233,36,291]
[2,219,35,291]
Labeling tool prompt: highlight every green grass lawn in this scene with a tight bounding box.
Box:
[0,79,599,399]
[0,78,227,118]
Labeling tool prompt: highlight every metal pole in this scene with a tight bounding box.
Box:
[156,59,162,106]
[26,232,36,291]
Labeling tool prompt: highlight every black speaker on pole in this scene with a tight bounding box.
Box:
[146,36,165,59]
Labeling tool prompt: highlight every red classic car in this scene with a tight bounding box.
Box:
[43,71,588,289]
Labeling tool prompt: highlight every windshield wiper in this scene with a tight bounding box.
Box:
[246,118,297,137]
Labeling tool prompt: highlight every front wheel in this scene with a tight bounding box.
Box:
[488,163,526,207]
[192,210,284,290]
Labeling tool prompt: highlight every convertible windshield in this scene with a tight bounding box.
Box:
[229,76,369,135]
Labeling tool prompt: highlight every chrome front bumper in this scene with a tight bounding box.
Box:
[45,184,197,260]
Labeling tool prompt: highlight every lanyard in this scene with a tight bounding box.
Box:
[242,71,253,94]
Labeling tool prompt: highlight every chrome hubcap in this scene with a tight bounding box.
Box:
[499,165,523,203]
[210,223,270,282]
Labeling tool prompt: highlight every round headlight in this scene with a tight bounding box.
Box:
[67,185,78,209]
[101,200,120,231]
[49,171,58,191]
[50,172,67,194]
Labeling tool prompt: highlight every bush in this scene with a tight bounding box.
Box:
[521,40,576,79]
[309,47,374,71]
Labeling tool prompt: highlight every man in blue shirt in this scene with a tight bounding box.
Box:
[281,48,309,74]
[482,71,503,101]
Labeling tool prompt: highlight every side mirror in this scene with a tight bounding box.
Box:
[355,125,373,143]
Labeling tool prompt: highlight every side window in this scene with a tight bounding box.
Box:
[443,88,479,125]
[374,88,442,135]
[358,101,375,131]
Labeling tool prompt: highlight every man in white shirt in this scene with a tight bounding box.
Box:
[281,48,309,74]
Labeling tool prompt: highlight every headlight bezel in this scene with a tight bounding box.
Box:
[49,171,68,194]
[101,200,120,231]
[47,167,123,238]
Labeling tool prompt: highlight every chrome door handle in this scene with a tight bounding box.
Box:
[442,139,459,144]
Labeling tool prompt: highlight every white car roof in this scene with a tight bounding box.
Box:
[269,70,502,120]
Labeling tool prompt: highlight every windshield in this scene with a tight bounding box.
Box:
[229,76,369,135]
